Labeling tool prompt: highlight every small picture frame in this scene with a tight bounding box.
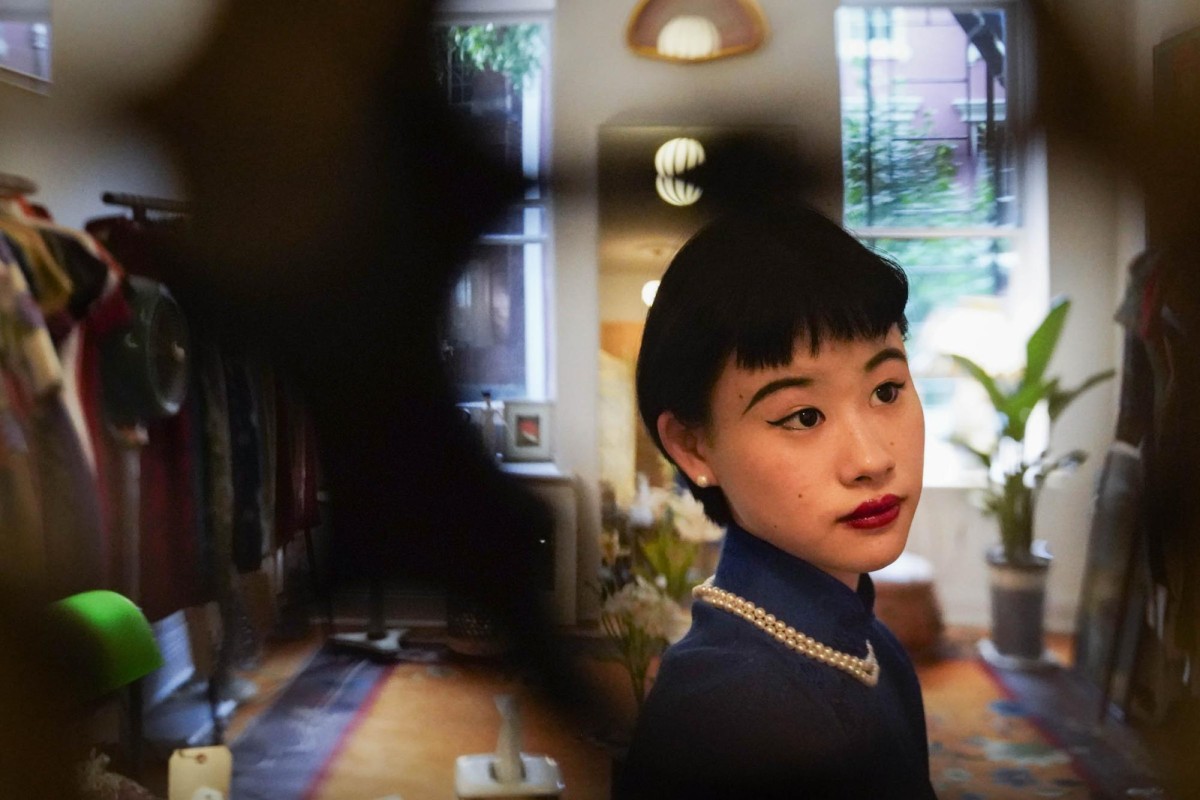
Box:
[502,400,553,462]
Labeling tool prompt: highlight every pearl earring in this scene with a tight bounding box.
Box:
[695,475,709,488]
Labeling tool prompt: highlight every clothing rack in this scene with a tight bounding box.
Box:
[101,191,192,221]
[0,172,38,198]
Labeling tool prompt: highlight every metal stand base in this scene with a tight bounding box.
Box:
[329,628,410,660]
[978,638,1061,672]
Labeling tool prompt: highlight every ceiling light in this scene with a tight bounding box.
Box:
[656,15,721,60]
[642,279,661,307]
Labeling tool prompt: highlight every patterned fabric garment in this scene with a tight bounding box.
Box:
[619,522,937,799]
[83,214,215,619]
[224,354,264,574]
[0,220,72,315]
[0,372,45,590]
[0,245,100,596]
[0,241,63,398]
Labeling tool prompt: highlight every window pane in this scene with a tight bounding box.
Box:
[432,21,550,400]
[443,243,528,402]
[866,236,1013,329]
[432,22,547,229]
[837,6,1014,228]
[866,236,1022,485]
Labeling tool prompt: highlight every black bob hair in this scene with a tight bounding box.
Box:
[635,204,910,526]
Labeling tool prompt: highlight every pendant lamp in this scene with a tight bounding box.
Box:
[627,0,769,63]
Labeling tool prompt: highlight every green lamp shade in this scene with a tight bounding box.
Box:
[48,590,164,699]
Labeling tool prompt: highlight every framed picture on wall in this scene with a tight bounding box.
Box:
[502,400,553,462]
[0,0,53,93]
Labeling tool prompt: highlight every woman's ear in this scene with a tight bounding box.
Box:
[656,411,718,487]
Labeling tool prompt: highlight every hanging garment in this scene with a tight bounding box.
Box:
[0,240,62,398]
[139,405,207,621]
[86,217,215,619]
[3,211,121,595]
[250,362,277,555]
[36,228,109,320]
[76,281,140,594]
[0,370,46,591]
[224,354,264,574]
[273,380,321,549]
[0,219,72,315]
[16,381,107,598]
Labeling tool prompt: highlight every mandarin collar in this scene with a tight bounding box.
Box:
[711,521,877,650]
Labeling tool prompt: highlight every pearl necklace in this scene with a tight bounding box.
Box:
[692,577,881,687]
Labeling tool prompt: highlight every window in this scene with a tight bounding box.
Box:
[837,3,1040,484]
[432,16,552,403]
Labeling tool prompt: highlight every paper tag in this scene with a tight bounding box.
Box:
[169,746,232,800]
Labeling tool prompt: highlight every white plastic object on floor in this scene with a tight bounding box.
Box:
[329,628,409,659]
[454,753,564,798]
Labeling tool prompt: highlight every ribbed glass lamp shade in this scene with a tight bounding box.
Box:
[48,590,164,699]
[656,14,721,60]
[655,175,702,206]
[654,136,706,176]
[654,137,705,206]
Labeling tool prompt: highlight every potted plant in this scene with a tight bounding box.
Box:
[948,297,1115,666]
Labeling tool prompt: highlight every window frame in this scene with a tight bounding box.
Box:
[434,5,556,402]
[836,0,1048,487]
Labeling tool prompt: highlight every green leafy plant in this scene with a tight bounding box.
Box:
[948,298,1115,564]
[635,508,699,604]
[447,24,544,90]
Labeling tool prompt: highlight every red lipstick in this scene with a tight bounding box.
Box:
[840,494,902,529]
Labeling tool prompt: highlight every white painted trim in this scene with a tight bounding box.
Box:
[849,225,1021,239]
[839,0,1018,9]
[438,0,554,14]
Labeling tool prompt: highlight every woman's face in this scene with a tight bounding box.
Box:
[663,326,925,588]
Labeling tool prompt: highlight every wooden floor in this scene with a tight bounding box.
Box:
[125,622,1090,799]
[193,622,1081,800]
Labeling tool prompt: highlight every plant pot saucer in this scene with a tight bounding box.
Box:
[977,638,1063,672]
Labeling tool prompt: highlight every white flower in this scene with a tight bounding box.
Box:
[665,490,725,543]
[602,576,677,639]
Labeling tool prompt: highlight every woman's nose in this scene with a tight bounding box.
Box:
[839,416,895,485]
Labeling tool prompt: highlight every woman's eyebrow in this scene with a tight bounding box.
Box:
[865,347,907,371]
[742,376,813,415]
[741,348,907,415]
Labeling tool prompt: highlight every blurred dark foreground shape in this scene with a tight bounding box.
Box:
[130,0,577,704]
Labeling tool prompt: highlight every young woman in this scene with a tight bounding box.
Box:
[618,205,935,798]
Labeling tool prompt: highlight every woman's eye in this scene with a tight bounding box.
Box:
[770,407,824,430]
[873,381,906,405]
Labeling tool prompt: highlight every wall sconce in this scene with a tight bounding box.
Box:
[654,137,705,207]
[627,0,769,64]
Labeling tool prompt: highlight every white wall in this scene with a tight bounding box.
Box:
[0,0,219,227]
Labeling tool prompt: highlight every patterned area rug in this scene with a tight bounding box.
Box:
[230,646,394,800]
[924,655,1094,798]
[230,636,1162,799]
